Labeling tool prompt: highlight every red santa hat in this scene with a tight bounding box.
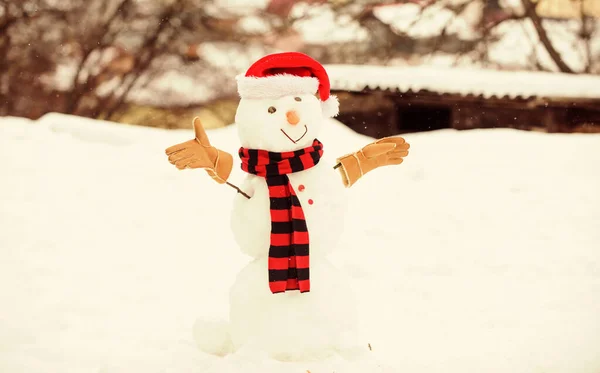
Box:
[236,52,339,118]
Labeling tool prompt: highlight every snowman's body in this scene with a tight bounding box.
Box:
[230,159,345,259]
[229,160,357,360]
[224,92,359,360]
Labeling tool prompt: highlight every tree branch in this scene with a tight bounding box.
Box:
[520,0,575,74]
[579,0,593,73]
[102,2,181,120]
[67,0,132,114]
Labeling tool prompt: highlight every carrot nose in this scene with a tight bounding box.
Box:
[286,110,300,125]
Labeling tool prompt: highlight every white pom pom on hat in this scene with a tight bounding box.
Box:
[236,52,339,118]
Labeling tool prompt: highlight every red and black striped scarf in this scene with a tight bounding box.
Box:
[239,139,323,294]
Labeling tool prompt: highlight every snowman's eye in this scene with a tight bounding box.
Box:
[294,97,302,102]
[268,106,276,114]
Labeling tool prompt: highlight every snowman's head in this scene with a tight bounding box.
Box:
[235,52,339,152]
[235,93,326,152]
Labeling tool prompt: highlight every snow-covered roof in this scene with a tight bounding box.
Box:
[326,64,600,100]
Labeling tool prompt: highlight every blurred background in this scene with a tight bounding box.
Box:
[1,0,599,134]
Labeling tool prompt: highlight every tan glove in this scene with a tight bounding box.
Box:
[164,117,233,184]
[335,136,410,188]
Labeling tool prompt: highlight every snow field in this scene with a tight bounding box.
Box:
[1,113,599,373]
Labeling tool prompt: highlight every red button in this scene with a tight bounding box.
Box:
[298,185,305,192]
[308,199,314,205]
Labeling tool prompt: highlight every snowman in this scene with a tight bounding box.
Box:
[165,52,410,361]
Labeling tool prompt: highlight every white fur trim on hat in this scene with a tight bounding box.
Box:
[236,74,319,99]
[321,95,339,117]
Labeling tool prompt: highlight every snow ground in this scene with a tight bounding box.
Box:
[1,113,600,373]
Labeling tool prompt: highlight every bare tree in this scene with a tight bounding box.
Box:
[0,0,280,120]
[0,0,69,116]
[298,0,597,73]
[1,0,597,122]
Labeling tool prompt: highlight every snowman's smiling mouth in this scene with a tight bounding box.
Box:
[280,125,308,144]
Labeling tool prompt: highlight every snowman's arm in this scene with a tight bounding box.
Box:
[164,117,251,199]
[204,149,251,199]
[225,180,251,199]
[333,136,410,188]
